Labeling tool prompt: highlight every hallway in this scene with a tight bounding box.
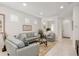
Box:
[46,38,77,56]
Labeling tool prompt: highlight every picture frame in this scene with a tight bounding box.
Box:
[23,25,32,31]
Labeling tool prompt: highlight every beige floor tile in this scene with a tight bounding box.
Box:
[46,38,77,56]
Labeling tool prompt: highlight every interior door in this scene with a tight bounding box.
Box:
[62,20,72,38]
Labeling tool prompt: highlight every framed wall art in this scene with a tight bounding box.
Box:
[23,25,32,31]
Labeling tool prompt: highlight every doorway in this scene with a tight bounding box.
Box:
[62,19,72,38]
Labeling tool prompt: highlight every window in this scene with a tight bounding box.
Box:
[10,14,18,22]
[51,24,54,32]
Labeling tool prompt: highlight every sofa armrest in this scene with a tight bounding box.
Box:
[17,43,39,56]
[5,40,18,56]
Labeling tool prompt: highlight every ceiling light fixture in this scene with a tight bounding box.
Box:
[23,3,27,6]
[60,6,64,9]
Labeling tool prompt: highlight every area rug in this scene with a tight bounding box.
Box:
[39,41,56,56]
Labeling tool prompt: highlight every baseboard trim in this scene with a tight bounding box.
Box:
[62,36,70,39]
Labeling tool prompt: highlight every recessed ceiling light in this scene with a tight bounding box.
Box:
[22,3,27,6]
[60,6,64,9]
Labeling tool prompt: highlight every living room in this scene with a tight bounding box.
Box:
[0,2,58,56]
[0,2,79,56]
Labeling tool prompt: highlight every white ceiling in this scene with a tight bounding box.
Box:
[0,2,78,18]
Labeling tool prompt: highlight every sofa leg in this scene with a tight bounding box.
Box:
[2,45,7,52]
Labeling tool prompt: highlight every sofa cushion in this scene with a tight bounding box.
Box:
[34,32,38,37]
[27,33,32,38]
[14,34,21,39]
[18,34,27,42]
[30,33,34,37]
[7,36,25,48]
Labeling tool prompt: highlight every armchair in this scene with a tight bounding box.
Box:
[46,33,55,42]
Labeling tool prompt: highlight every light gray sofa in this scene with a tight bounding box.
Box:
[15,32,40,44]
[5,36,39,56]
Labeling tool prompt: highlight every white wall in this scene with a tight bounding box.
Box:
[0,5,41,35]
[73,6,79,48]
[58,17,62,40]
[0,5,41,51]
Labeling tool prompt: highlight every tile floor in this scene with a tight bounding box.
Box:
[39,41,56,56]
[45,38,77,56]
